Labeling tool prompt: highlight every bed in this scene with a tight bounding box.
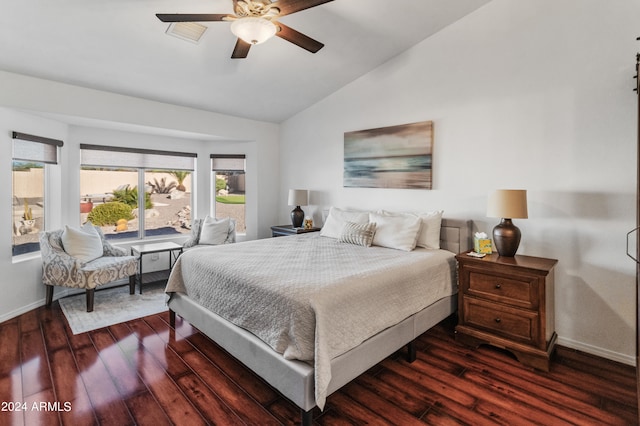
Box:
[165,216,471,425]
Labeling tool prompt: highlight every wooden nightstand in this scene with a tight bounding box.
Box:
[455,252,558,371]
[271,224,321,237]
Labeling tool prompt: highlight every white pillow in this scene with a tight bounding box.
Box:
[369,212,422,251]
[414,210,444,249]
[320,207,369,239]
[199,216,230,245]
[61,224,103,263]
[379,210,443,249]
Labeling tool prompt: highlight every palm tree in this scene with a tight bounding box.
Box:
[170,171,190,192]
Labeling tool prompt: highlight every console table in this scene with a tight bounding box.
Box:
[130,242,183,293]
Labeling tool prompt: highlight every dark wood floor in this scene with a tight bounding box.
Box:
[0,301,637,425]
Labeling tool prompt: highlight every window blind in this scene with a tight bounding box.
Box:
[211,154,246,172]
[81,144,196,171]
[12,132,63,164]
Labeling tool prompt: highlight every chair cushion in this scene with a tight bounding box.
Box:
[61,224,103,263]
[199,216,231,245]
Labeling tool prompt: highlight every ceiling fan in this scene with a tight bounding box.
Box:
[156,0,334,59]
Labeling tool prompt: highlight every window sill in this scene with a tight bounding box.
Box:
[12,252,41,264]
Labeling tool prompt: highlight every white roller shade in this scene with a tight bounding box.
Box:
[81,144,196,170]
[211,155,246,172]
[12,132,62,164]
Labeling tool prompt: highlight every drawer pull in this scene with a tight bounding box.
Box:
[495,283,502,289]
[495,318,501,323]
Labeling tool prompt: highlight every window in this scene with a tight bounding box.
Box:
[80,144,195,240]
[12,132,63,256]
[211,155,246,234]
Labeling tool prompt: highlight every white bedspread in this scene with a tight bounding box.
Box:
[165,233,456,409]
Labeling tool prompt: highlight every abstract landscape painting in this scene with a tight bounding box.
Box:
[344,121,433,189]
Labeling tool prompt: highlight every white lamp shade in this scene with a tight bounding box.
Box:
[288,189,308,206]
[487,189,528,219]
[230,17,277,45]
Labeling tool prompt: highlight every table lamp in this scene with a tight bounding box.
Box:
[288,189,308,228]
[487,189,528,257]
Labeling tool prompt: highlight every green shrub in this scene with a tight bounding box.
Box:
[111,186,153,209]
[215,177,227,192]
[87,202,134,226]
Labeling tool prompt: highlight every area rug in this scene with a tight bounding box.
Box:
[59,280,168,334]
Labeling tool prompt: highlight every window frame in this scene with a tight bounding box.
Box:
[11,132,63,257]
[211,154,246,235]
[80,144,196,241]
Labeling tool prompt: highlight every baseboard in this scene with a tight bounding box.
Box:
[0,299,45,324]
[0,278,132,324]
[557,335,636,367]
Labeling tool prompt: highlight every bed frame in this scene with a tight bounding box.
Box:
[168,218,471,425]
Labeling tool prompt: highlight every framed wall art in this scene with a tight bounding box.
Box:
[344,120,433,189]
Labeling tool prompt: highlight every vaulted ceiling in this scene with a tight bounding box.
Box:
[0,0,491,123]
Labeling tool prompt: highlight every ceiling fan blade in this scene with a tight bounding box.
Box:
[273,0,334,17]
[156,14,230,22]
[231,39,252,59]
[275,22,324,53]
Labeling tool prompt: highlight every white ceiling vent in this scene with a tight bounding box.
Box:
[165,22,208,43]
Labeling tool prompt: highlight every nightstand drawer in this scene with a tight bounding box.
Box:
[462,297,539,345]
[467,271,537,310]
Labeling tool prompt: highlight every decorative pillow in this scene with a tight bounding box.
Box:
[369,212,422,251]
[320,207,369,239]
[199,216,231,245]
[339,221,377,247]
[61,224,103,262]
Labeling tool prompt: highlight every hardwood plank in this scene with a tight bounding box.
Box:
[110,322,208,426]
[187,333,280,405]
[0,306,636,425]
[143,314,197,356]
[354,371,432,416]
[423,334,602,406]
[0,372,25,426]
[73,344,134,424]
[181,349,281,425]
[379,359,476,408]
[19,328,51,398]
[556,345,636,382]
[48,347,96,426]
[0,321,20,376]
[125,318,192,380]
[124,391,173,426]
[39,307,70,352]
[267,397,312,425]
[18,309,39,334]
[89,328,146,397]
[340,381,426,425]
[463,369,621,425]
[325,392,394,425]
[23,389,60,426]
[382,357,574,425]
[176,373,245,425]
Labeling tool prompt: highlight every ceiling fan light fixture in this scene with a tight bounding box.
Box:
[230,17,277,45]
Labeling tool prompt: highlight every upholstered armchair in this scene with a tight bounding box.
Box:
[39,225,138,312]
[183,216,236,250]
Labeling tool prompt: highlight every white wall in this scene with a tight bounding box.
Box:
[0,72,280,322]
[279,0,640,364]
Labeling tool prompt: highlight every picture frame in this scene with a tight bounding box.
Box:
[344,120,433,189]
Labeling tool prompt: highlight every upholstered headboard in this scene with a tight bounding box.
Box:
[440,218,472,254]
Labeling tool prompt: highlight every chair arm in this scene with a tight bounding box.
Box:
[103,243,129,257]
[41,249,86,287]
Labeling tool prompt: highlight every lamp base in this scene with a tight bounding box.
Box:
[291,206,304,228]
[493,218,521,257]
